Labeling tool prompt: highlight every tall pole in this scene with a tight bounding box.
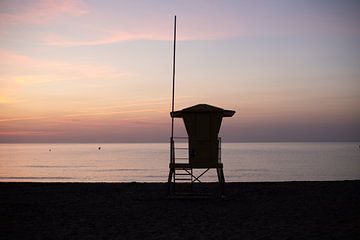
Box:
[168,15,177,190]
[171,15,176,139]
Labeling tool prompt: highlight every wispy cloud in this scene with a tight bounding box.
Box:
[0,49,135,85]
[0,95,27,104]
[64,108,165,118]
[0,116,48,122]
[0,49,35,64]
[0,0,88,26]
[0,130,51,136]
[44,31,170,46]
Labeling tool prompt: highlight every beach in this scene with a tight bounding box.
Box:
[1,181,359,239]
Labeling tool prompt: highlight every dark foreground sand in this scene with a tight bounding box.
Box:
[1,181,359,240]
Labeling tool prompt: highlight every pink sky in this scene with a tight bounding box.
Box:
[0,0,359,142]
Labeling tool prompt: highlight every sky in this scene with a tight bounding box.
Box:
[0,0,359,143]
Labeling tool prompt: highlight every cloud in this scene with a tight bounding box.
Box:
[0,130,51,136]
[0,95,27,104]
[0,49,135,85]
[0,0,88,26]
[0,116,48,122]
[43,30,172,46]
[0,49,35,64]
[50,32,160,45]
[42,27,240,46]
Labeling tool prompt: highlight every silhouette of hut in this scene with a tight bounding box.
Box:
[168,104,235,195]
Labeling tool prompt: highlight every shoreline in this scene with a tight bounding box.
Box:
[1,179,359,183]
[2,181,359,239]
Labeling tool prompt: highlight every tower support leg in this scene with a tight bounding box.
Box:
[217,167,226,196]
[167,168,174,195]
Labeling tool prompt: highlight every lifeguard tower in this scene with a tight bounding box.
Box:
[168,104,235,195]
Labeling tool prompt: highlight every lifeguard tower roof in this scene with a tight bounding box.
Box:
[171,104,235,118]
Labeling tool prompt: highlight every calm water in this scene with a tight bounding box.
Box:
[0,142,359,182]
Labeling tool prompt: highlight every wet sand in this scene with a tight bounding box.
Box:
[1,181,359,239]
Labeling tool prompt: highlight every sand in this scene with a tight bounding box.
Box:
[1,181,359,240]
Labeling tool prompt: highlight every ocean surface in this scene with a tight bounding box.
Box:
[0,142,359,182]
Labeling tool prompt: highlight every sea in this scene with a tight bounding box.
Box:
[0,142,359,182]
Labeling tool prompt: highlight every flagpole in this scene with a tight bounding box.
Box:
[168,15,177,191]
[171,15,176,139]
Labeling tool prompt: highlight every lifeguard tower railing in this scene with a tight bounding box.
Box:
[169,136,224,185]
[170,137,222,167]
